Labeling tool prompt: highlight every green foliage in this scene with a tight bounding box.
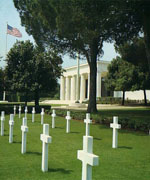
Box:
[106,57,137,92]
[14,0,135,112]
[0,68,5,98]
[5,40,62,106]
[0,103,51,114]
[49,108,150,132]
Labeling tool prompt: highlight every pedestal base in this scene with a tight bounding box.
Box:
[69,103,86,108]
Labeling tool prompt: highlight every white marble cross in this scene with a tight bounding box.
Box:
[21,117,28,154]
[110,116,121,148]
[32,107,35,123]
[25,106,28,118]
[84,113,92,136]
[40,124,52,172]
[77,136,99,180]
[66,111,71,133]
[51,109,56,128]
[1,111,5,136]
[19,105,21,118]
[14,105,16,116]
[9,114,14,143]
[41,108,45,125]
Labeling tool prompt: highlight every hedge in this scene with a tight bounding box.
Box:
[0,104,51,114]
[48,108,150,133]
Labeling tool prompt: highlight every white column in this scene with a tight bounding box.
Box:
[3,91,6,101]
[96,72,101,98]
[80,74,85,101]
[76,53,80,101]
[71,75,76,101]
[60,76,65,100]
[88,73,90,99]
[66,76,70,100]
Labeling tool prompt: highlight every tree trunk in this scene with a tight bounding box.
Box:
[87,59,97,113]
[25,92,28,106]
[143,89,147,106]
[143,12,150,73]
[34,90,39,108]
[122,90,125,106]
[87,39,99,113]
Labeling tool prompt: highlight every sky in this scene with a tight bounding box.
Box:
[0,0,118,69]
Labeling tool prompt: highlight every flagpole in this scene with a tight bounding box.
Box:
[5,22,8,58]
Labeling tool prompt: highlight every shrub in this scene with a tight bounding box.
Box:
[0,103,51,114]
[47,108,150,133]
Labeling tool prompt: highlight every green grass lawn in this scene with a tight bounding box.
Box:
[0,113,150,180]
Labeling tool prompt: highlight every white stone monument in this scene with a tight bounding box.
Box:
[14,105,16,116]
[9,114,14,143]
[21,117,28,154]
[51,109,56,128]
[32,107,36,123]
[1,111,5,136]
[77,113,99,180]
[25,106,28,118]
[40,124,52,172]
[41,108,45,125]
[19,105,21,118]
[110,116,121,148]
[84,113,92,136]
[65,111,71,133]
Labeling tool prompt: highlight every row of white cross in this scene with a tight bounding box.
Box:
[1,107,121,180]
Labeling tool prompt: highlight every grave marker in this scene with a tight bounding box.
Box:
[19,105,21,118]
[51,109,56,128]
[77,113,99,180]
[40,124,52,172]
[9,114,14,143]
[21,117,28,154]
[41,108,44,125]
[110,116,121,148]
[84,113,92,136]
[25,106,28,118]
[1,111,5,136]
[32,107,35,123]
[66,111,71,133]
[14,105,16,116]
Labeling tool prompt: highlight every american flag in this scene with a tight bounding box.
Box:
[7,24,22,38]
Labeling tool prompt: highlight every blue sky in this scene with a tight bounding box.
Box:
[0,0,118,68]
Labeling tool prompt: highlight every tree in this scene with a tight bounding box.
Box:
[106,57,138,105]
[6,40,62,107]
[115,37,150,105]
[0,68,5,99]
[111,1,150,74]
[14,0,137,112]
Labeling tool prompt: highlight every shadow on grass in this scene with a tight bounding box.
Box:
[55,127,64,129]
[5,134,16,137]
[13,141,21,144]
[70,132,80,134]
[119,130,148,136]
[48,168,73,174]
[94,137,102,141]
[26,151,42,156]
[118,146,133,149]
